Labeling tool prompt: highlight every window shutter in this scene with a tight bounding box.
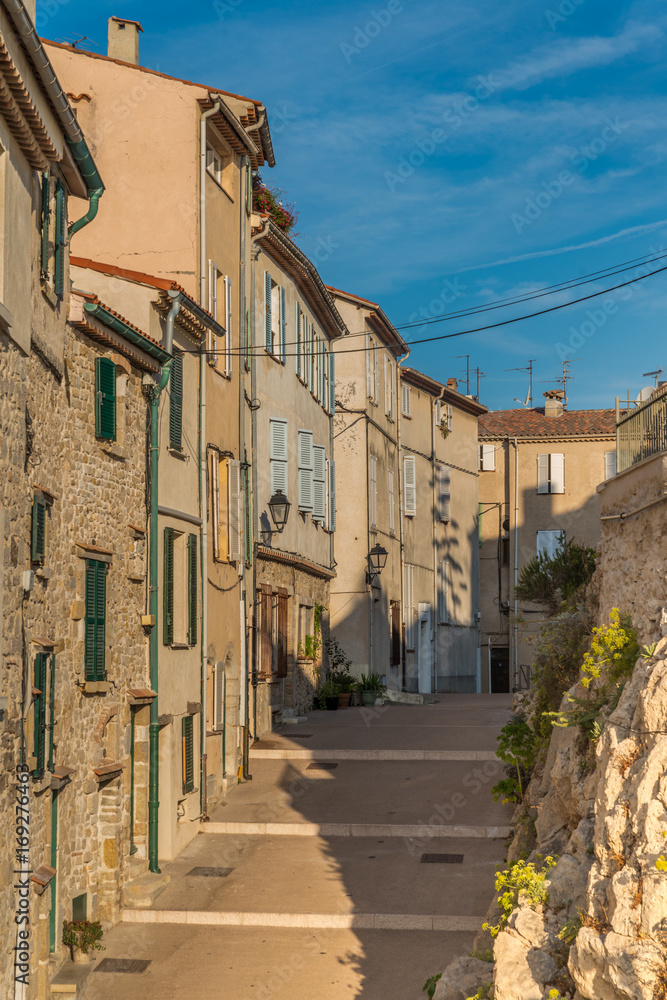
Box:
[480,444,495,471]
[85,560,106,681]
[447,404,453,432]
[435,399,442,427]
[209,260,218,319]
[389,361,394,419]
[270,419,288,495]
[169,351,183,451]
[225,275,233,376]
[550,453,565,494]
[402,383,411,417]
[373,344,378,403]
[605,450,617,480]
[384,357,390,415]
[244,464,252,564]
[537,454,549,494]
[388,469,395,534]
[327,352,336,415]
[264,271,273,351]
[260,583,272,674]
[40,172,50,278]
[366,334,372,397]
[228,460,242,561]
[309,325,315,392]
[328,460,336,531]
[313,445,326,521]
[276,588,288,677]
[319,343,326,405]
[369,454,377,527]
[163,527,174,645]
[33,653,47,779]
[298,430,313,512]
[280,286,287,364]
[438,465,451,523]
[404,564,415,649]
[213,662,224,731]
[31,495,46,564]
[187,533,197,645]
[54,179,65,299]
[95,357,116,441]
[296,304,302,377]
[182,715,194,793]
[403,456,416,516]
[211,452,221,561]
[537,530,564,559]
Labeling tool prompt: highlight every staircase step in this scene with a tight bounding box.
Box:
[121,908,481,931]
[249,748,498,761]
[50,960,94,999]
[122,872,170,909]
[200,821,511,839]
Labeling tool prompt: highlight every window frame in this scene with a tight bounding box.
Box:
[84,559,107,681]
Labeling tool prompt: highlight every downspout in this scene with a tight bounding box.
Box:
[239,155,249,778]
[513,437,519,694]
[147,292,180,873]
[431,392,440,694]
[198,336,208,818]
[396,353,409,689]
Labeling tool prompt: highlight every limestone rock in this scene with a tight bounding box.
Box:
[494,925,558,1000]
[432,956,493,1000]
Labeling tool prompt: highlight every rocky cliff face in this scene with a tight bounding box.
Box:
[436,635,667,1000]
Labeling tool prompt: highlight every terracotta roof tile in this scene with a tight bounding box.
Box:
[479,407,616,439]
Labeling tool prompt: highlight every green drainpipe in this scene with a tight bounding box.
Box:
[49,789,58,953]
[65,136,104,239]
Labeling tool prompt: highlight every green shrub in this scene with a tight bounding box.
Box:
[492,715,538,805]
[62,919,105,955]
[515,538,596,615]
[483,856,557,938]
[465,985,494,1000]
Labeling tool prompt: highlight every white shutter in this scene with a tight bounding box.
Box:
[298,430,314,511]
[264,271,273,351]
[447,404,453,431]
[403,456,416,516]
[550,453,565,494]
[537,529,564,559]
[369,454,377,527]
[402,383,411,417]
[211,451,221,560]
[605,450,617,480]
[537,454,549,494]
[389,361,394,419]
[435,399,442,426]
[328,352,336,415]
[309,325,315,392]
[213,661,225,731]
[228,459,242,561]
[328,460,336,531]
[207,261,218,362]
[404,563,415,649]
[373,344,378,403]
[280,286,287,364]
[384,357,390,415]
[366,333,372,397]
[480,444,495,471]
[296,304,302,377]
[439,558,449,624]
[313,445,326,521]
[388,468,395,534]
[438,465,451,523]
[224,275,232,376]
[536,530,550,557]
[270,418,288,495]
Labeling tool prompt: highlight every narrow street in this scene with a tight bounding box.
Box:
[84,695,512,999]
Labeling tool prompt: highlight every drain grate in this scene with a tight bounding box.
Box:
[95,959,151,974]
[306,762,338,770]
[289,734,313,738]
[420,853,464,864]
[186,866,234,877]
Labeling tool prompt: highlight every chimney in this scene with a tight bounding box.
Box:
[446,377,458,392]
[108,16,143,65]
[543,389,565,418]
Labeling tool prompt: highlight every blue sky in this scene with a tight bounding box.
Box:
[40,0,667,410]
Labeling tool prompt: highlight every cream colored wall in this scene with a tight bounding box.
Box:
[0,115,34,354]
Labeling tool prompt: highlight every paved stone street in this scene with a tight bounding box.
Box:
[84,695,512,999]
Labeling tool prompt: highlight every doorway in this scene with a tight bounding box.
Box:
[418,604,432,694]
[490,647,510,693]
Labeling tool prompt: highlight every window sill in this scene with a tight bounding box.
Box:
[168,447,190,462]
[100,441,128,461]
[128,573,145,583]
[80,681,112,694]
[211,367,232,381]
[169,642,191,650]
[35,566,51,580]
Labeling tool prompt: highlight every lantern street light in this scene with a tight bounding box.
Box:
[267,490,291,533]
[366,543,388,583]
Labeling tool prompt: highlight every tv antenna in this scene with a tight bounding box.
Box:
[456,355,470,395]
[505,359,536,408]
[539,358,581,408]
[55,35,99,50]
[642,368,663,388]
[472,367,485,401]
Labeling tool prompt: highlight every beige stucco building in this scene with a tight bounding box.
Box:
[400,370,486,693]
[478,392,616,692]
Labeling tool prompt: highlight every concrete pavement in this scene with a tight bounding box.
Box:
[84,695,512,999]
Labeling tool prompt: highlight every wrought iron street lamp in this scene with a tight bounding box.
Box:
[366,543,388,583]
[267,490,291,533]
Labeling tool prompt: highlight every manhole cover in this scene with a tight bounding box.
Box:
[186,866,234,877]
[95,959,151,974]
[306,762,338,770]
[420,854,464,864]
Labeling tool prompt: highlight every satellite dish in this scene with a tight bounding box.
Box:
[637,386,654,403]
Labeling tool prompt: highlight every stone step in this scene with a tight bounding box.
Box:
[249,748,498,761]
[121,908,482,931]
[122,872,171,909]
[200,821,512,839]
[49,960,94,999]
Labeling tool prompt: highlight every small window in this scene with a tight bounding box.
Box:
[402,383,411,417]
[537,529,564,559]
[369,454,377,528]
[403,564,415,649]
[366,335,378,403]
[95,357,117,441]
[313,445,326,522]
[182,715,195,794]
[33,652,48,779]
[212,661,225,732]
[388,468,395,535]
[206,142,233,197]
[502,537,510,565]
[537,454,565,494]
[169,351,183,451]
[84,559,107,681]
[604,451,617,480]
[164,528,198,647]
[479,444,495,471]
[437,465,451,523]
[31,493,47,564]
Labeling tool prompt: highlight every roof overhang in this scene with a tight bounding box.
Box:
[326,285,408,358]
[69,291,168,372]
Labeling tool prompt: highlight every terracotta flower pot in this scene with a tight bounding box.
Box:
[338,692,352,708]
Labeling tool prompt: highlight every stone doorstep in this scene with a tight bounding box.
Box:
[200,821,513,839]
[122,872,171,909]
[50,960,94,999]
[249,748,499,761]
[121,909,482,932]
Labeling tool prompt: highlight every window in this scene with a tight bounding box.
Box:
[270,419,288,496]
[479,444,496,471]
[187,533,197,646]
[402,383,411,417]
[169,350,183,451]
[390,601,401,666]
[163,529,198,646]
[206,142,233,196]
[33,652,48,778]
[327,459,336,531]
[366,335,378,403]
[84,559,107,680]
[435,398,442,428]
[298,604,313,653]
[437,465,451,523]
[388,468,395,535]
[212,662,225,732]
[502,537,510,565]
[224,275,233,376]
[384,358,391,417]
[275,588,288,677]
[182,715,195,794]
[605,451,617,480]
[537,453,565,494]
[403,564,415,649]
[298,430,313,512]
[259,583,272,674]
[403,456,416,516]
[369,454,377,528]
[31,492,47,564]
[40,172,50,279]
[54,179,65,300]
[438,558,449,624]
[313,445,326,522]
[264,272,274,354]
[264,273,285,362]
[95,357,116,441]
[537,529,564,559]
[208,259,221,363]
[445,404,453,432]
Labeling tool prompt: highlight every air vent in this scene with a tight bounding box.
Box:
[420,853,464,864]
[306,762,338,770]
[186,866,234,877]
[95,959,151,974]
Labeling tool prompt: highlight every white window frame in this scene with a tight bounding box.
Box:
[388,468,395,535]
[479,444,496,471]
[313,445,326,522]
[604,450,617,480]
[270,418,288,497]
[402,383,411,417]
[369,453,377,528]
[437,465,451,523]
[537,453,565,494]
[213,660,225,731]
[537,529,565,559]
[298,429,314,513]
[224,275,232,377]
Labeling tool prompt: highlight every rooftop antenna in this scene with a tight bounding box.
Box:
[539,358,581,409]
[55,35,99,50]
[456,355,470,395]
[642,368,663,388]
[472,367,485,402]
[505,359,536,408]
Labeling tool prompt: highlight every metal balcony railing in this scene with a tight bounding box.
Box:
[616,384,667,473]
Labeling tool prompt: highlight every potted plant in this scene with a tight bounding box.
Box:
[62,919,105,964]
[316,677,340,711]
[330,669,355,708]
[360,672,383,706]
[325,637,356,707]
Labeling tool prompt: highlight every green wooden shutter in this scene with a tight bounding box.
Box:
[48,653,56,772]
[54,179,65,299]
[33,653,47,779]
[31,495,46,564]
[169,351,183,450]
[328,352,336,415]
[280,286,287,363]
[40,173,50,278]
[182,715,194,793]
[84,560,106,681]
[187,533,197,646]
[95,357,117,441]
[163,527,174,645]
[296,304,302,378]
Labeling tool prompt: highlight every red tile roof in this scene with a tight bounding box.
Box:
[479,407,616,439]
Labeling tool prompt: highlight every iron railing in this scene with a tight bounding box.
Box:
[617,384,667,473]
